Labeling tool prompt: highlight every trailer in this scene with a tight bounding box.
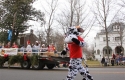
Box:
[0,48,70,69]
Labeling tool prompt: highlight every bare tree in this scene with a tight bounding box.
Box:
[120,0,125,6]
[40,0,58,45]
[55,0,96,53]
[57,0,95,35]
[92,0,116,59]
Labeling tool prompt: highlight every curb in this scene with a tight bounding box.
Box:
[88,66,125,68]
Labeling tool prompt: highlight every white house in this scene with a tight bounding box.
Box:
[94,22,125,61]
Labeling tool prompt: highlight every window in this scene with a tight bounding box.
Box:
[95,43,96,47]
[103,37,110,41]
[97,49,100,55]
[103,37,106,41]
[108,37,110,41]
[115,37,120,41]
[113,25,120,31]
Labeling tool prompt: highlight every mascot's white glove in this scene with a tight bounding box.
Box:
[64,34,77,44]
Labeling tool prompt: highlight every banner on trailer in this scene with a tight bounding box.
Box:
[0,48,18,56]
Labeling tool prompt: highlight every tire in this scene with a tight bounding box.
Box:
[32,62,45,70]
[0,62,4,68]
[40,63,45,69]
[21,61,31,69]
[0,64,3,68]
[46,64,55,69]
[32,62,40,70]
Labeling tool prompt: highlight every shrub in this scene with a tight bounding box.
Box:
[0,56,9,67]
[8,55,23,65]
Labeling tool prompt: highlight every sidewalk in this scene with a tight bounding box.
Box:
[88,64,125,68]
[89,66,125,68]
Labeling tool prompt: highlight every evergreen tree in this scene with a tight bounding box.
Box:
[0,0,44,44]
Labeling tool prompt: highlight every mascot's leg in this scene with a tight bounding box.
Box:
[66,59,79,80]
[82,73,93,80]
[77,58,93,80]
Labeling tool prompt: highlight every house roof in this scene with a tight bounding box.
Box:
[19,33,38,39]
[97,22,125,35]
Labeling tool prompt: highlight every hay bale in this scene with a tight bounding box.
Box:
[46,52,54,56]
[27,52,32,56]
[17,52,23,56]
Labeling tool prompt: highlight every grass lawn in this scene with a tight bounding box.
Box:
[82,60,101,67]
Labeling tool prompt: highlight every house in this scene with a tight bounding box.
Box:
[17,29,39,47]
[94,22,125,61]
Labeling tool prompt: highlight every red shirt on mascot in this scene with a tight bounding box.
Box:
[68,36,83,58]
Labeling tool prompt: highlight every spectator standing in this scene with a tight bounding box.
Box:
[38,41,41,47]
[120,52,123,57]
[48,43,56,52]
[20,45,25,52]
[33,41,40,53]
[112,53,116,59]
[119,55,123,65]
[12,42,18,48]
[2,43,5,48]
[101,56,105,66]
[116,54,119,65]
[111,58,115,66]
[5,41,11,48]
[0,43,2,48]
[41,44,47,52]
[26,41,32,52]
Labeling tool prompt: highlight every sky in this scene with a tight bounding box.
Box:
[27,0,103,47]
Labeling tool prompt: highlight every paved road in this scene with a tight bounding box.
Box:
[0,67,125,80]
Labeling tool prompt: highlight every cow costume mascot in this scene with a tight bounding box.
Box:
[61,26,93,80]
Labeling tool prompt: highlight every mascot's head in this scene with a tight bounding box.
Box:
[64,26,84,44]
[67,26,84,36]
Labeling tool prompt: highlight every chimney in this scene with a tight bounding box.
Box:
[30,29,33,34]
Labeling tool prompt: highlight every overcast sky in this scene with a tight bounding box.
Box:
[27,0,123,47]
[27,0,99,46]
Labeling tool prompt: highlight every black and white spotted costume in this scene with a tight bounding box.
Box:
[61,26,93,80]
[67,58,93,80]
